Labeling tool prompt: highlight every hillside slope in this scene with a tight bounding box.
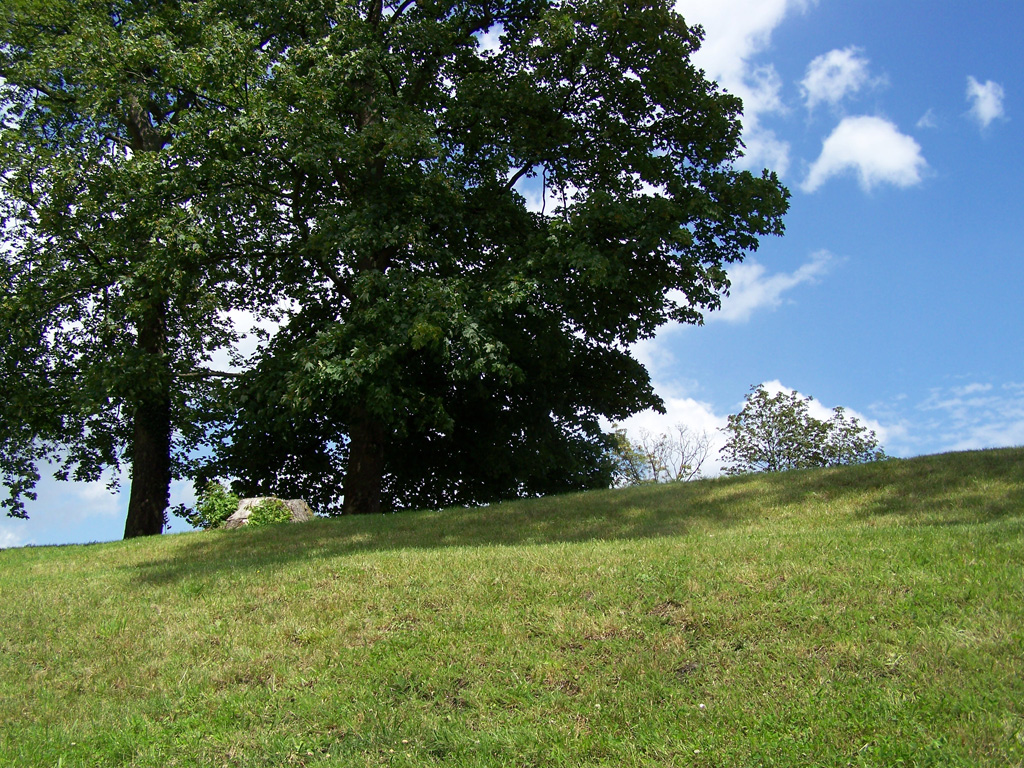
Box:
[2,448,1022,767]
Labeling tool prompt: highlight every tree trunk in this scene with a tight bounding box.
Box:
[123,299,172,539]
[344,413,387,515]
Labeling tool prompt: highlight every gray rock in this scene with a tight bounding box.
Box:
[224,497,315,529]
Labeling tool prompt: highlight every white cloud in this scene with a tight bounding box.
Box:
[617,389,730,476]
[676,0,812,175]
[952,382,993,397]
[760,380,893,445]
[630,334,680,381]
[0,525,27,550]
[0,456,203,548]
[800,46,873,111]
[739,127,793,177]
[207,304,295,373]
[634,250,833,389]
[802,116,927,193]
[966,76,1006,129]
[918,381,1024,452]
[616,378,896,479]
[711,249,833,323]
[476,25,504,55]
[514,171,582,216]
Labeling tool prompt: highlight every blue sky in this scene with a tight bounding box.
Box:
[618,0,1023,473]
[2,0,1021,548]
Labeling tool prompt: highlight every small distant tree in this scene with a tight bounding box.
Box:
[721,385,886,475]
[610,424,710,486]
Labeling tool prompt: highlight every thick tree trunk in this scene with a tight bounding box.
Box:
[123,299,172,539]
[344,413,387,515]
[123,394,172,538]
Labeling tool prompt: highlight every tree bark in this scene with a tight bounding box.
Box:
[123,299,172,539]
[344,412,387,515]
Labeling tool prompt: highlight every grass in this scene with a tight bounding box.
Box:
[1,447,1023,767]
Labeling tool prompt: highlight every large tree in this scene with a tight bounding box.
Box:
[202,0,789,514]
[3,0,789,531]
[0,1,282,536]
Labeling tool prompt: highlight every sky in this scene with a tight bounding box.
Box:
[2,0,1021,548]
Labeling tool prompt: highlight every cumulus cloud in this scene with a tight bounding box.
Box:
[965,76,1006,129]
[676,0,811,175]
[801,116,927,192]
[760,380,893,445]
[710,250,833,323]
[616,378,895,479]
[800,47,873,111]
[617,390,731,476]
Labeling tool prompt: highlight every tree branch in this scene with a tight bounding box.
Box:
[382,0,418,38]
[505,164,535,192]
[174,369,244,379]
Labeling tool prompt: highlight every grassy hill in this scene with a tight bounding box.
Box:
[2,448,1022,767]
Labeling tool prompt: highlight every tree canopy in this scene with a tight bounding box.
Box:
[0,0,282,535]
[201,0,790,516]
[2,0,789,534]
[720,385,887,475]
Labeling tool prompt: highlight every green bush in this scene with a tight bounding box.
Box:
[247,498,292,528]
[179,481,239,530]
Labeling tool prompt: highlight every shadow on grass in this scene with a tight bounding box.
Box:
[132,447,1024,585]
[132,479,753,585]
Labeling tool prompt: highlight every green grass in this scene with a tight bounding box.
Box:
[2,448,1023,767]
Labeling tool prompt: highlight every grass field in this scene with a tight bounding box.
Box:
[1,448,1022,767]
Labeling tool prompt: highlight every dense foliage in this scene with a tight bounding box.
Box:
[245,497,294,528]
[0,0,281,535]
[202,0,789,515]
[177,481,240,530]
[721,385,887,475]
[2,0,788,534]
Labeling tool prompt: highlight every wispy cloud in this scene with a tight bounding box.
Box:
[636,250,833,386]
[476,25,504,55]
[802,116,927,192]
[966,76,1006,129]
[918,381,1024,451]
[800,46,876,111]
[916,109,938,130]
[711,250,834,323]
[0,460,200,548]
[207,304,297,374]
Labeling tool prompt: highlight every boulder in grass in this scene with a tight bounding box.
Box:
[223,497,315,529]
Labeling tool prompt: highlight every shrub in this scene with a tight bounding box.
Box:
[178,481,239,530]
[247,498,292,528]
